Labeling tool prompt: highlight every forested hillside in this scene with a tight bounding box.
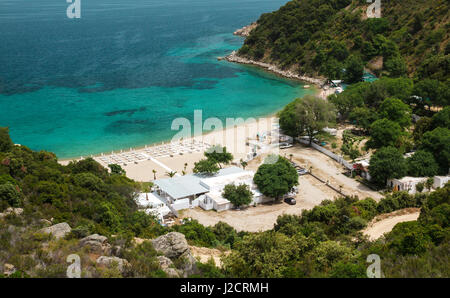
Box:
[238,0,449,83]
[0,127,449,278]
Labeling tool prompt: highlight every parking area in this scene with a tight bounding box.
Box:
[181,143,383,232]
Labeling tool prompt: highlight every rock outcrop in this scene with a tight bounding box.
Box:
[234,23,257,37]
[156,256,180,278]
[151,232,197,277]
[0,207,23,218]
[39,222,71,239]
[96,256,130,274]
[226,51,326,86]
[79,234,111,254]
[3,263,16,276]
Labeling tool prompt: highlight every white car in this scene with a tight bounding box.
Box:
[279,143,293,149]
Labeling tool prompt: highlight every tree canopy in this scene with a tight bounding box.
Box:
[0,127,13,153]
[279,95,336,144]
[222,183,253,208]
[369,146,407,187]
[419,128,450,175]
[379,97,412,128]
[253,155,298,199]
[193,159,220,175]
[367,118,403,149]
[204,145,234,169]
[406,150,438,177]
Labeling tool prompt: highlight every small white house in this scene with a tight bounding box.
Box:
[323,127,338,136]
[433,176,450,189]
[150,166,271,212]
[353,159,371,181]
[136,192,171,222]
[388,177,428,194]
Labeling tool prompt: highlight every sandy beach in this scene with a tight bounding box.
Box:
[60,115,279,182]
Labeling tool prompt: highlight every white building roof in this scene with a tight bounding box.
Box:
[136,192,166,208]
[200,170,255,192]
[154,166,245,200]
[392,177,428,183]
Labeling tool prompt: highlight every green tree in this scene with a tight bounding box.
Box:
[344,55,364,83]
[204,145,233,168]
[406,150,438,177]
[193,159,219,175]
[413,79,448,108]
[97,202,121,232]
[222,183,253,208]
[384,56,407,77]
[279,101,303,138]
[425,177,434,192]
[0,183,23,210]
[387,221,431,255]
[108,164,126,176]
[0,127,13,153]
[367,119,403,149]
[253,156,298,200]
[307,240,355,271]
[379,98,412,128]
[419,128,450,175]
[369,146,407,186]
[330,262,367,278]
[165,171,177,178]
[239,159,248,170]
[415,182,425,193]
[349,106,378,132]
[222,231,308,278]
[431,106,450,130]
[294,95,336,144]
[413,117,432,144]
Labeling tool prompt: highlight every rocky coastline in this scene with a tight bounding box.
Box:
[225,50,326,87]
[233,22,257,37]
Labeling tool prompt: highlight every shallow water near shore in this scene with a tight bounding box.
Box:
[0,0,313,158]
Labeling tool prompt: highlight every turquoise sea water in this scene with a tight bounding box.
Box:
[0,0,313,158]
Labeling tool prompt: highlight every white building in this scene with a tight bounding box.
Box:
[387,177,428,194]
[353,159,371,181]
[197,169,270,212]
[433,176,450,189]
[136,192,171,222]
[150,166,271,213]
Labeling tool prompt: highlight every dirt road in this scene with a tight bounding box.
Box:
[363,209,421,241]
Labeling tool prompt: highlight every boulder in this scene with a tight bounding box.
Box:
[96,256,130,274]
[111,245,122,257]
[0,207,23,218]
[39,219,52,227]
[151,232,190,259]
[157,256,180,278]
[151,232,197,277]
[3,263,16,276]
[39,222,71,239]
[79,234,111,254]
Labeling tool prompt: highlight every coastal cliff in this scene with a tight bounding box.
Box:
[233,22,257,37]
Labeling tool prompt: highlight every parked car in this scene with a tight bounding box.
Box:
[279,143,293,149]
[297,168,308,175]
[284,197,297,205]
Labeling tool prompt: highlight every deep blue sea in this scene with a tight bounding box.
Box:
[0,0,313,158]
